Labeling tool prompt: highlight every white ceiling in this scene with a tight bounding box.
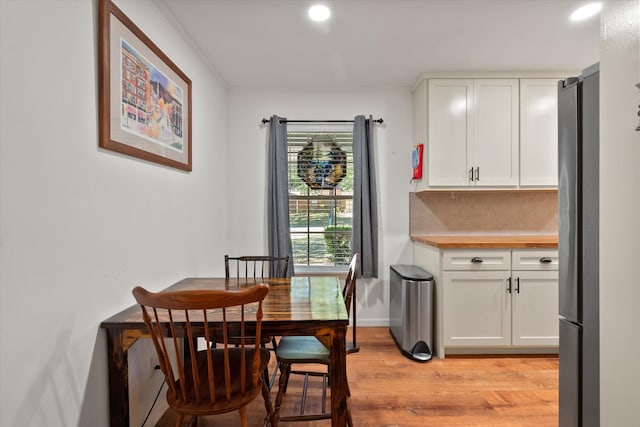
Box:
[158,0,600,87]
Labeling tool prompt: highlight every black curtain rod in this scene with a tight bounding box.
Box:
[261,118,383,125]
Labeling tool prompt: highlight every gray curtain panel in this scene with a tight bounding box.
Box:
[352,115,378,278]
[267,115,294,276]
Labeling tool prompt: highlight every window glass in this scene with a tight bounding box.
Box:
[287,131,353,266]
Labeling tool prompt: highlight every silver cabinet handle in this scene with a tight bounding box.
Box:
[515,277,520,293]
[540,257,552,263]
[471,257,483,263]
[469,167,474,182]
[507,277,512,293]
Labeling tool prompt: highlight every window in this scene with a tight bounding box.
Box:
[287,131,353,267]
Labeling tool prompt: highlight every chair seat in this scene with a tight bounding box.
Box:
[276,336,330,362]
[169,347,270,415]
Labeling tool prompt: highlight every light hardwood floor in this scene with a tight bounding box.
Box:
[156,327,559,426]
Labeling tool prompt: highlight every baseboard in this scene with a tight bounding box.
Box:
[356,319,389,327]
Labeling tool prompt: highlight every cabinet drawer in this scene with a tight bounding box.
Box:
[512,250,559,271]
[442,250,511,270]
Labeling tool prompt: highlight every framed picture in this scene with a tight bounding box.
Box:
[98,0,192,171]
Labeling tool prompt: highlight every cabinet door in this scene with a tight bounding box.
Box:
[520,79,559,187]
[427,79,473,186]
[511,270,559,346]
[443,271,511,347]
[472,79,519,186]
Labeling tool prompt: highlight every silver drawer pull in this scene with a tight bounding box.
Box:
[539,257,552,264]
[471,257,483,263]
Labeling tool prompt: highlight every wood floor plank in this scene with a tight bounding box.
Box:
[155,327,558,426]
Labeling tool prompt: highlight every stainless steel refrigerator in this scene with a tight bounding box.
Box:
[558,63,599,427]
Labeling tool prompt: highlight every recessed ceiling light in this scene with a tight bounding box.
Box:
[308,4,331,22]
[570,2,602,21]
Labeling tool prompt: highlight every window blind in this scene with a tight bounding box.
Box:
[287,131,354,266]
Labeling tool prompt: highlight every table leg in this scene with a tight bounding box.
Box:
[106,328,130,427]
[330,325,348,426]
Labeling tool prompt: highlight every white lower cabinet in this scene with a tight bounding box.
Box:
[442,249,559,351]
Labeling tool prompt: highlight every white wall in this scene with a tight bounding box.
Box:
[0,0,228,426]
[599,1,640,425]
[227,87,415,325]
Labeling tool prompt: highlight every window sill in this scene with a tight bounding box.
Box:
[294,265,348,277]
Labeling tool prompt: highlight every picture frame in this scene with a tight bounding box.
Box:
[98,0,192,171]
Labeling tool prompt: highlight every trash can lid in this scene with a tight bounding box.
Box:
[390,265,433,281]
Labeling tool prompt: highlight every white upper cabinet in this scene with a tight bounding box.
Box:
[426,79,519,187]
[520,79,559,187]
[412,75,563,191]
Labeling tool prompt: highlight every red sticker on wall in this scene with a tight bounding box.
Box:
[412,144,424,180]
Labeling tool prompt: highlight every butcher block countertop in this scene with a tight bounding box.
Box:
[411,235,558,249]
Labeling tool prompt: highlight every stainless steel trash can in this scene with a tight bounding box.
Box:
[389,265,434,362]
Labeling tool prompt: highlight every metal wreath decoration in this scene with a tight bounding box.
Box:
[297,135,347,189]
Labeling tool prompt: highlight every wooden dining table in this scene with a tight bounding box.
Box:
[100,276,350,426]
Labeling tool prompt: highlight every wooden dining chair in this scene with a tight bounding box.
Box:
[132,284,274,427]
[272,253,358,426]
[224,254,290,390]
